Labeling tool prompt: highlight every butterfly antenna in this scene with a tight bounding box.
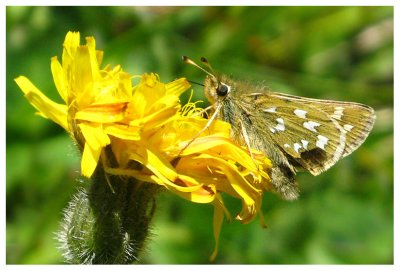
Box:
[182,56,216,78]
[200,57,216,75]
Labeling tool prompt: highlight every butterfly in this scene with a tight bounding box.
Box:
[183,56,376,200]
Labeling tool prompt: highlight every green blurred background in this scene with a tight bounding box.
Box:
[6,6,393,264]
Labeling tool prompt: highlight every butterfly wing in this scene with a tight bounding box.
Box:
[269,92,376,158]
[237,92,375,176]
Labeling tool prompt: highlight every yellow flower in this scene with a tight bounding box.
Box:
[15,31,273,261]
[15,32,188,178]
[104,78,272,259]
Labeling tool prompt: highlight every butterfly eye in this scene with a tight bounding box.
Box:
[216,83,229,97]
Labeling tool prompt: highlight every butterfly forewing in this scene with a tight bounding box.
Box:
[241,93,346,175]
[313,102,375,158]
[269,92,376,158]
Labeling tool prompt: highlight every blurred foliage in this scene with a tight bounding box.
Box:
[6,6,393,264]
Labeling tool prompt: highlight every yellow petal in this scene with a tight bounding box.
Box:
[175,153,261,222]
[178,182,216,204]
[81,142,99,177]
[14,76,68,130]
[174,118,232,143]
[62,31,80,63]
[130,73,166,118]
[173,156,238,193]
[79,123,110,151]
[104,165,205,194]
[86,36,100,82]
[74,46,95,108]
[210,197,225,261]
[199,154,260,221]
[166,78,191,96]
[104,125,141,141]
[128,104,179,130]
[75,103,127,123]
[148,94,180,113]
[96,50,104,66]
[129,147,180,185]
[182,135,266,174]
[127,147,212,194]
[51,56,68,103]
[78,123,110,177]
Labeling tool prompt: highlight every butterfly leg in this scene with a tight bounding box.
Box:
[237,118,258,168]
[178,103,223,156]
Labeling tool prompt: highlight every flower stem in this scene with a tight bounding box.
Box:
[57,162,159,264]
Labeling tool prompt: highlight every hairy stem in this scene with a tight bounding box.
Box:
[57,163,159,264]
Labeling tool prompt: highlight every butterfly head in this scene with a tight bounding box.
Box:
[204,75,231,104]
[182,56,231,104]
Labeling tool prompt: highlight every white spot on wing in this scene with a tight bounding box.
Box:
[316,135,329,150]
[270,127,276,133]
[303,121,320,132]
[284,143,290,148]
[294,109,307,119]
[294,143,302,153]
[263,107,276,113]
[301,139,309,150]
[343,124,354,132]
[275,118,285,132]
[332,106,344,120]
